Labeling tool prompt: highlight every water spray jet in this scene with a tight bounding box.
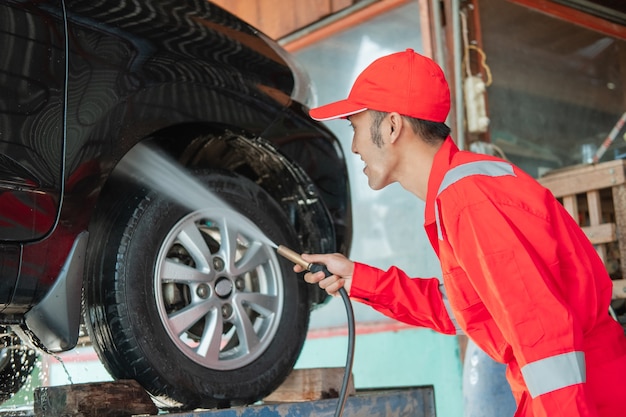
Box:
[116,143,279,248]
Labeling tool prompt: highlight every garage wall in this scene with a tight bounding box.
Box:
[211,0,359,39]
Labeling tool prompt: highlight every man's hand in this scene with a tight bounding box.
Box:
[293,253,355,296]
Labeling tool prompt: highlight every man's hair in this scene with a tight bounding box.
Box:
[370,111,387,147]
[403,116,450,144]
[370,110,450,146]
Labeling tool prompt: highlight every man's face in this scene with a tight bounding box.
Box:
[349,111,397,190]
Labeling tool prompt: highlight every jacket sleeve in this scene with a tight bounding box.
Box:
[442,198,597,417]
[349,262,458,335]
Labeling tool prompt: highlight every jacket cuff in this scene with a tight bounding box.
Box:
[350,262,382,302]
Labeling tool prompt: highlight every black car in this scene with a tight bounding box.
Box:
[0,0,350,410]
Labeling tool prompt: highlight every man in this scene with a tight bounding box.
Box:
[297,49,626,416]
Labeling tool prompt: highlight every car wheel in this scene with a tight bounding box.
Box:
[0,327,37,404]
[84,170,309,410]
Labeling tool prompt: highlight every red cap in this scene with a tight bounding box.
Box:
[309,49,450,123]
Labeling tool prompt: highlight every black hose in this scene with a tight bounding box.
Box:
[335,286,355,417]
[276,254,355,417]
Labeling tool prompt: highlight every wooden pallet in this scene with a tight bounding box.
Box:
[264,367,355,403]
[538,159,626,299]
[33,380,157,417]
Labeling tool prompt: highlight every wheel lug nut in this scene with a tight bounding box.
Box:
[196,284,210,299]
[221,303,233,319]
[235,278,245,290]
[213,257,225,272]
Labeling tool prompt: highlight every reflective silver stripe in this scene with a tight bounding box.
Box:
[521,351,586,398]
[439,284,464,334]
[435,161,516,240]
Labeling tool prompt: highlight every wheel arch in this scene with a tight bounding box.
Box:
[98,123,337,306]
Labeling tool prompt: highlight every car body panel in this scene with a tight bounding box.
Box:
[0,1,66,243]
[0,0,350,341]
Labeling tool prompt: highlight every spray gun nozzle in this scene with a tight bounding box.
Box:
[276,245,308,269]
[276,245,332,277]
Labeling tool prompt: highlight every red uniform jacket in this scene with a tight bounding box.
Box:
[349,137,626,417]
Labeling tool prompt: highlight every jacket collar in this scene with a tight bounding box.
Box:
[424,136,458,227]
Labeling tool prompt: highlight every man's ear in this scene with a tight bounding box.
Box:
[388,112,404,143]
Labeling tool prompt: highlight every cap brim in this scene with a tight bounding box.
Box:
[309,99,368,121]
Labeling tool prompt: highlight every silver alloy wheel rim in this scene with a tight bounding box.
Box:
[155,207,283,370]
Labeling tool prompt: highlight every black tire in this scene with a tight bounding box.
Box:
[0,327,37,404]
[84,170,309,410]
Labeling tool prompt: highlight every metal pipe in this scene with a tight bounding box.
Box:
[452,0,466,150]
[431,0,445,66]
